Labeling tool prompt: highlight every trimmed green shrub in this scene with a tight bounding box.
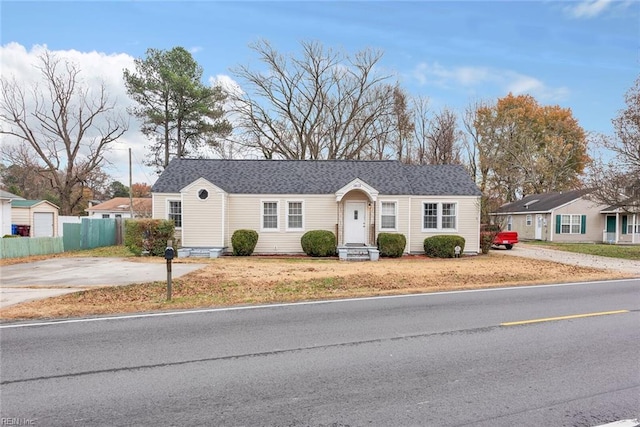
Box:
[231,229,259,256]
[301,230,336,257]
[2,234,20,238]
[377,233,406,258]
[423,235,466,258]
[124,219,176,256]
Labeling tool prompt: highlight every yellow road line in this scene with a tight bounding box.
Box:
[501,310,630,326]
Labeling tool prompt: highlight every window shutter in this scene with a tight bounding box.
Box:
[622,216,628,234]
[580,215,586,234]
[555,215,561,234]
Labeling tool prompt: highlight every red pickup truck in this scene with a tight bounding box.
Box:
[481,225,519,250]
[492,231,519,250]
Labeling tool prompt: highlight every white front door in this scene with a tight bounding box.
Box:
[535,214,543,240]
[344,202,366,244]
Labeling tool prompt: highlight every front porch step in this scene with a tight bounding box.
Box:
[177,247,225,258]
[338,246,379,261]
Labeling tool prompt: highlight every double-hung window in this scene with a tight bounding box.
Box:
[442,203,456,229]
[423,202,457,231]
[560,214,581,234]
[423,203,438,229]
[380,201,397,230]
[262,201,278,231]
[168,201,182,228]
[287,201,303,230]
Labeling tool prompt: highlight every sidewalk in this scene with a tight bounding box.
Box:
[499,244,640,276]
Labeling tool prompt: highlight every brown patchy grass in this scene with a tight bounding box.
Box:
[0,252,630,321]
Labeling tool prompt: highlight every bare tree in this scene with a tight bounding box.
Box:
[586,76,640,211]
[230,40,395,160]
[411,96,430,165]
[0,51,128,215]
[424,107,462,165]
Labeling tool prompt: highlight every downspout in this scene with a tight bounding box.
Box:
[221,193,225,248]
[616,212,620,244]
[407,197,412,254]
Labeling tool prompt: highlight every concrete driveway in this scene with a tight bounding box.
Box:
[0,257,206,308]
[499,244,640,275]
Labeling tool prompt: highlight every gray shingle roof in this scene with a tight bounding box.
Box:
[151,159,481,196]
[0,190,24,200]
[496,189,590,213]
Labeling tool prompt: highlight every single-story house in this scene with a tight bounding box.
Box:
[0,190,25,236]
[493,189,639,244]
[10,199,60,237]
[151,159,483,256]
[86,197,152,219]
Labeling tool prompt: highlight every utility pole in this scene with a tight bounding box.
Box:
[129,147,134,218]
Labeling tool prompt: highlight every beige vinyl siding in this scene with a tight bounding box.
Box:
[152,193,182,244]
[376,197,411,253]
[152,193,180,220]
[11,207,30,226]
[181,180,226,247]
[505,212,552,241]
[408,196,480,254]
[552,198,608,243]
[227,194,338,254]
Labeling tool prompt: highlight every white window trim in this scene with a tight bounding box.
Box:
[197,188,209,201]
[507,215,513,231]
[379,200,398,231]
[167,199,182,229]
[421,201,458,232]
[261,200,280,232]
[286,200,305,232]
[526,214,532,226]
[560,214,581,234]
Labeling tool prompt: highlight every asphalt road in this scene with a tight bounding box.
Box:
[1,279,639,426]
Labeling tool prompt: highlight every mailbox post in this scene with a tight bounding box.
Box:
[165,241,175,301]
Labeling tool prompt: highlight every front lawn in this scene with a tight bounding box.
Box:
[523,241,640,260]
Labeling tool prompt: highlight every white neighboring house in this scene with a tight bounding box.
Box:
[0,190,25,236]
[85,197,152,219]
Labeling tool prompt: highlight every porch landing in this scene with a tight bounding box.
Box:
[338,245,380,261]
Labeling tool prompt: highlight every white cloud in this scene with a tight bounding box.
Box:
[0,43,155,187]
[210,74,243,97]
[0,43,246,188]
[566,0,611,18]
[411,61,569,102]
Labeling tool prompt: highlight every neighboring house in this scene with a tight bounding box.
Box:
[493,189,640,244]
[86,197,152,219]
[0,190,25,236]
[151,159,482,255]
[10,199,60,237]
[601,202,640,245]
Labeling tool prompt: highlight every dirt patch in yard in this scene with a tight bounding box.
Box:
[0,252,630,321]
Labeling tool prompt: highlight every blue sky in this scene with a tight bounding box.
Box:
[1,0,638,185]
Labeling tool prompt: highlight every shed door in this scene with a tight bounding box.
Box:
[34,212,54,237]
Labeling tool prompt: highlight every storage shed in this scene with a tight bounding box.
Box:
[10,200,60,237]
